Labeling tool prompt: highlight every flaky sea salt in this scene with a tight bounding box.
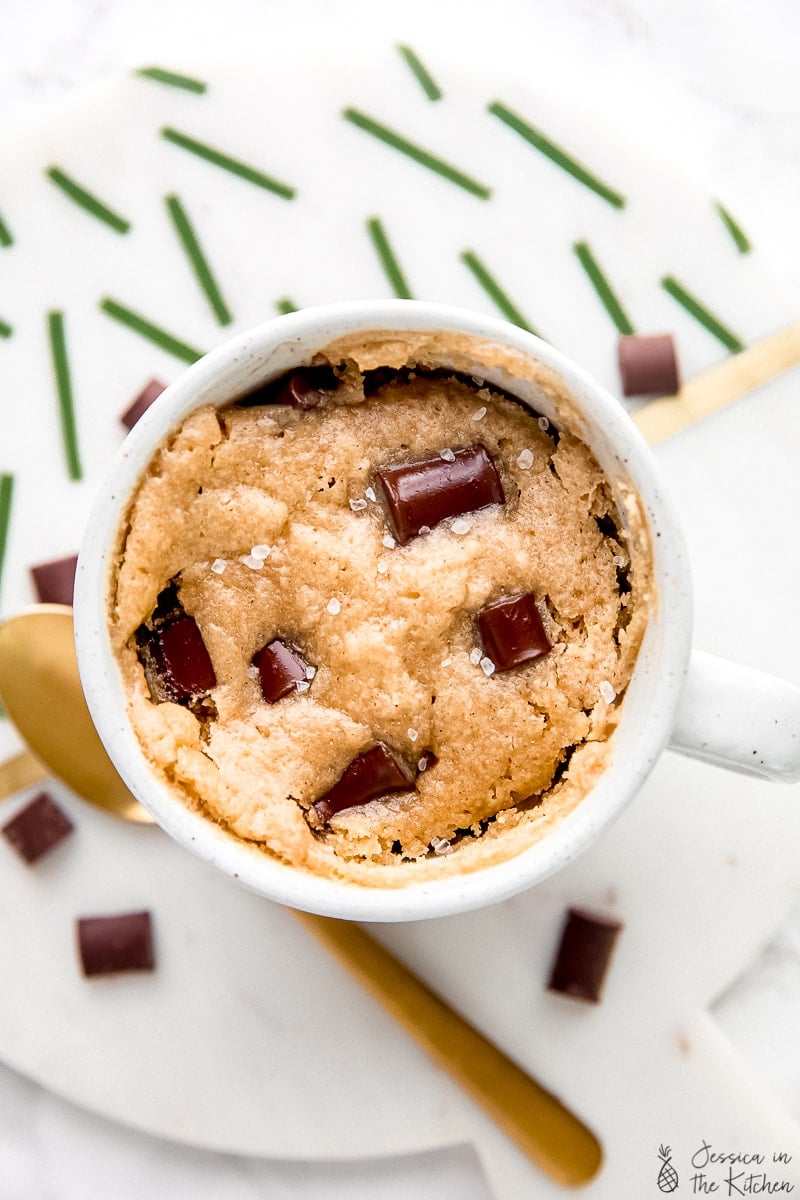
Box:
[365,486,377,503]
[376,559,389,575]
[441,657,452,668]
[240,554,263,570]
[326,597,341,615]
[407,727,419,742]
[471,406,487,422]
[451,516,472,535]
[469,647,482,665]
[599,680,616,704]
[537,416,550,431]
[612,554,627,567]
[439,448,456,462]
[418,524,431,535]
[210,558,227,575]
[247,665,260,679]
[430,837,452,856]
[516,449,534,471]
[382,533,397,549]
[480,656,496,676]
[349,498,368,512]
[305,665,317,680]
[295,680,311,694]
[250,544,271,560]
[418,757,429,772]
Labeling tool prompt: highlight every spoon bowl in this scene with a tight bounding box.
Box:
[0,606,152,823]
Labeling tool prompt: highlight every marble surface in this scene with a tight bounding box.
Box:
[1,0,800,1196]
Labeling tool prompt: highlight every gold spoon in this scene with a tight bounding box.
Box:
[0,606,150,822]
[0,606,602,1187]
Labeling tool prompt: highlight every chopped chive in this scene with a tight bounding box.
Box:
[396,45,442,101]
[135,66,207,94]
[166,195,232,326]
[161,128,296,199]
[47,312,82,481]
[661,276,744,352]
[573,241,634,335]
[714,201,752,255]
[275,298,298,315]
[0,318,12,339]
[0,214,12,247]
[460,250,538,335]
[100,298,205,364]
[0,473,14,598]
[488,101,626,209]
[343,108,491,199]
[45,167,131,234]
[366,217,413,299]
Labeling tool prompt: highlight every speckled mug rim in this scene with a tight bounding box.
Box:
[74,300,692,922]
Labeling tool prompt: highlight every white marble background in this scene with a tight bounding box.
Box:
[1,0,799,1195]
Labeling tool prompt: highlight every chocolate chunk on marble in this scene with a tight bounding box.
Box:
[2,792,74,864]
[30,554,78,606]
[314,743,416,823]
[77,910,155,977]
[120,378,166,431]
[548,908,622,1003]
[477,593,551,673]
[618,334,680,397]
[253,639,310,703]
[376,443,505,545]
[136,589,216,704]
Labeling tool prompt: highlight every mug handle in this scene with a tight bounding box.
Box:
[669,649,800,782]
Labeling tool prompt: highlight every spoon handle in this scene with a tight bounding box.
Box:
[633,320,800,444]
[0,750,49,801]
[293,910,602,1187]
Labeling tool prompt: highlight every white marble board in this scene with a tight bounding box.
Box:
[0,38,799,1198]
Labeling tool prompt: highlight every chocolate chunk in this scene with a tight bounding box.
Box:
[548,908,622,1003]
[30,554,78,606]
[477,593,551,672]
[376,443,505,544]
[618,334,680,397]
[253,639,310,703]
[2,792,74,864]
[314,743,416,823]
[136,589,216,704]
[77,911,155,977]
[237,366,339,410]
[120,378,166,431]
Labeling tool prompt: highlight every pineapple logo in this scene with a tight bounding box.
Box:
[657,1144,679,1193]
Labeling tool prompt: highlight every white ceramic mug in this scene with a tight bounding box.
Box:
[74,301,800,922]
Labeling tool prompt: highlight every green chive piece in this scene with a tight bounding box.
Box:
[135,66,207,94]
[100,298,205,364]
[661,276,744,352]
[461,250,538,335]
[275,298,298,315]
[0,214,12,248]
[166,194,232,326]
[366,217,413,299]
[714,201,752,255]
[343,108,491,199]
[0,473,14,598]
[396,45,442,101]
[47,312,82,481]
[161,128,296,199]
[46,167,131,234]
[0,318,12,339]
[488,101,626,209]
[573,241,635,335]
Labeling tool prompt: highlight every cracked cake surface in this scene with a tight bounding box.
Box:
[110,335,652,887]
